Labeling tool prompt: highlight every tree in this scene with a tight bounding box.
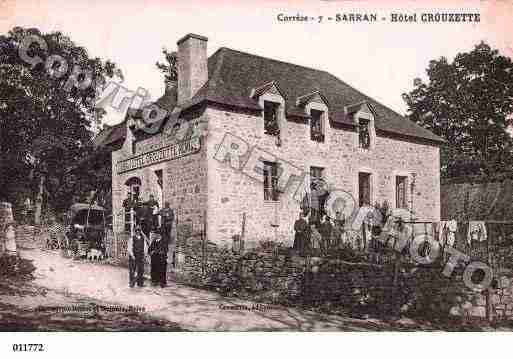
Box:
[155,48,177,86]
[0,27,122,222]
[402,42,513,178]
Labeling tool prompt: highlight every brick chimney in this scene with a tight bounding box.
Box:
[176,33,208,105]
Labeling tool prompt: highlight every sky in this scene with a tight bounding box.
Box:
[1,0,512,126]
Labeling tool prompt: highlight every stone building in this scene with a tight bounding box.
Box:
[96,33,443,246]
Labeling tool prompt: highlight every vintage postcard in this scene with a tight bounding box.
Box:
[1,0,513,350]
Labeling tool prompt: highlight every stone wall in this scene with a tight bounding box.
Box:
[173,237,398,313]
[111,118,207,232]
[172,238,513,322]
[205,106,440,246]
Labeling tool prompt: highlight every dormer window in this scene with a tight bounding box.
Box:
[310,109,325,142]
[263,101,280,136]
[346,101,376,150]
[252,81,285,142]
[358,118,371,149]
[296,91,329,144]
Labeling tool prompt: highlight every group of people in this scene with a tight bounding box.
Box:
[293,210,347,256]
[125,195,175,289]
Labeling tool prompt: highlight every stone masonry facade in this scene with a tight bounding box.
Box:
[205,105,440,246]
[111,116,207,234]
[112,103,440,248]
[111,103,440,245]
[109,33,441,248]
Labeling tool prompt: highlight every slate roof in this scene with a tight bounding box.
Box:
[92,121,126,151]
[196,47,443,143]
[96,46,443,149]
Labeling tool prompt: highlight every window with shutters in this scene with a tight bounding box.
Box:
[263,101,280,136]
[358,172,371,207]
[396,176,408,209]
[263,161,279,201]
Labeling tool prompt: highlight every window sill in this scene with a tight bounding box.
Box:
[264,132,280,137]
[310,134,325,143]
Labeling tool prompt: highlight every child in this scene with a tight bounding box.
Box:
[310,225,322,256]
[127,224,150,288]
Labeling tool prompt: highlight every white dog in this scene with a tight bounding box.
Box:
[87,248,104,261]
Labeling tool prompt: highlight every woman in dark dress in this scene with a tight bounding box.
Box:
[293,211,310,256]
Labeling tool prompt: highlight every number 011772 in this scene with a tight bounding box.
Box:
[12,344,44,352]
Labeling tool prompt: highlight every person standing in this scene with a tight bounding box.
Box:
[310,224,322,256]
[149,231,171,287]
[159,202,174,241]
[318,214,333,255]
[293,211,309,255]
[331,216,344,250]
[146,194,160,231]
[127,224,149,288]
[149,231,162,286]
[122,194,136,233]
[136,200,153,237]
[158,202,174,286]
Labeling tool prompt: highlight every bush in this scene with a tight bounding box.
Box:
[0,255,36,278]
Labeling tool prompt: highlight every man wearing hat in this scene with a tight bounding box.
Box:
[127,224,150,288]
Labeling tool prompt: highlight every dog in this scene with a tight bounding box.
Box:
[87,248,104,261]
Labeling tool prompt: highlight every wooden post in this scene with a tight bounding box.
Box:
[130,208,135,238]
[241,212,246,253]
[201,210,207,275]
[304,253,311,306]
[113,228,117,260]
[175,211,179,244]
[485,231,494,323]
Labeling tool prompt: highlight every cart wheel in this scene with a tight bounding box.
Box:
[49,239,59,250]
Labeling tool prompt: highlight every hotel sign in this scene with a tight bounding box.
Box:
[116,138,200,174]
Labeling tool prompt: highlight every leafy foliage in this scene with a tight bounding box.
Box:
[0,27,122,215]
[403,42,513,178]
[155,48,177,86]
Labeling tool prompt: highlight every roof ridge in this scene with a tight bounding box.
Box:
[218,47,410,121]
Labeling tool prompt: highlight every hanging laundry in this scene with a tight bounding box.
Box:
[438,221,448,246]
[433,222,441,242]
[439,220,457,247]
[447,220,457,247]
[467,221,487,245]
